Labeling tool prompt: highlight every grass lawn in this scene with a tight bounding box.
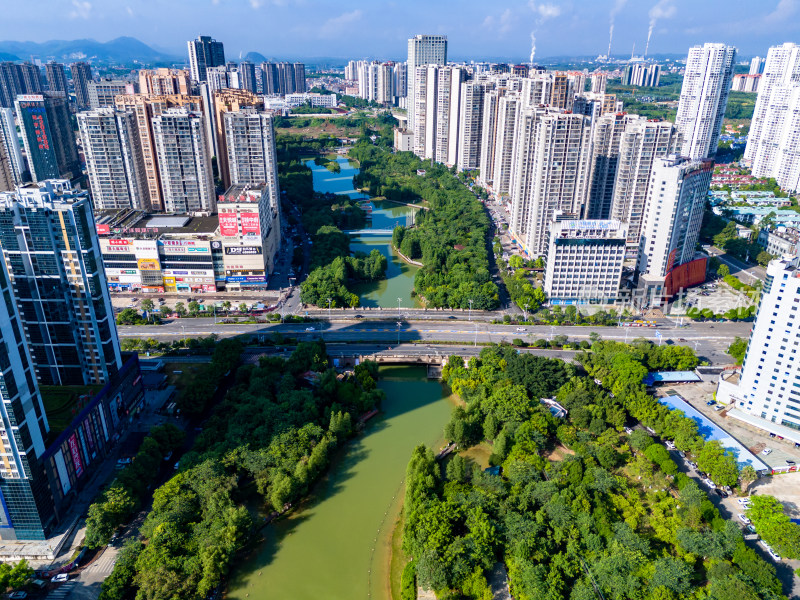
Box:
[460,442,493,469]
[389,510,407,600]
[39,385,103,437]
[164,363,204,388]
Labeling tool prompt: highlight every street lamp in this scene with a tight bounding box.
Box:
[474,322,478,347]
[327,297,332,321]
[549,325,554,341]
[469,299,473,321]
[397,297,402,318]
[397,321,402,346]
[524,303,529,323]
[181,325,186,347]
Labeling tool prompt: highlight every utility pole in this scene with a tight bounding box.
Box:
[397,321,402,346]
[469,299,473,321]
[524,303,529,322]
[397,297,402,318]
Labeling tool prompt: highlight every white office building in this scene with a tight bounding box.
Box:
[77,108,149,211]
[544,219,627,304]
[675,43,736,159]
[637,156,713,297]
[407,35,447,134]
[0,108,23,189]
[744,43,800,192]
[717,256,800,438]
[152,109,215,214]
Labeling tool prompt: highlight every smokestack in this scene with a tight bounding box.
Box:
[644,27,653,58]
[607,24,614,59]
[529,32,536,66]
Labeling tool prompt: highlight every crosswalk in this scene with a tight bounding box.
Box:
[47,581,77,600]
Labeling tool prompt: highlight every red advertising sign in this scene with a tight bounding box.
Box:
[109,239,131,246]
[241,212,261,236]
[96,223,110,235]
[68,434,83,478]
[219,213,238,237]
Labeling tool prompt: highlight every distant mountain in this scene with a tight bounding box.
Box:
[244,52,268,64]
[0,37,180,65]
[0,52,20,61]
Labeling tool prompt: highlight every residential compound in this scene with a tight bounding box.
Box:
[345,60,407,106]
[0,179,143,540]
[717,256,800,438]
[398,40,731,305]
[745,43,800,192]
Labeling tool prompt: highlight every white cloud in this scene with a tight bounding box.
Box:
[529,2,562,20]
[126,5,134,16]
[763,0,799,23]
[249,0,263,8]
[483,8,514,34]
[69,0,91,19]
[649,0,676,24]
[319,9,363,37]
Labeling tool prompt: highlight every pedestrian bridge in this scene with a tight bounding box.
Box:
[343,229,394,235]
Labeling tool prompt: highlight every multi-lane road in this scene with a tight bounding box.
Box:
[119,318,751,364]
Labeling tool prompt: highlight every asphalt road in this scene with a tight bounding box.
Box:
[707,246,766,284]
[119,319,751,364]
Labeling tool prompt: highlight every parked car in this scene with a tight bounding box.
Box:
[304,327,315,332]
[738,514,751,525]
[762,448,773,455]
[9,591,28,599]
[737,497,751,506]
[787,460,796,465]
[515,327,526,332]
[706,400,716,406]
[624,427,634,435]
[761,540,781,561]
[665,441,676,450]
[714,405,724,411]
[52,574,70,583]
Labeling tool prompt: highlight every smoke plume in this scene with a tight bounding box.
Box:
[607,0,628,58]
[530,31,537,65]
[646,0,676,57]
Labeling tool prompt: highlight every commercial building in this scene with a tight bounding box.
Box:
[151,108,215,214]
[407,34,448,135]
[115,93,203,212]
[0,108,24,187]
[70,62,93,110]
[0,180,122,386]
[15,93,80,182]
[0,62,42,109]
[637,156,713,300]
[675,43,736,159]
[544,219,627,304]
[283,92,338,108]
[217,184,280,289]
[77,108,149,211]
[745,43,800,193]
[716,256,800,437]
[44,62,69,96]
[88,79,136,109]
[0,256,53,540]
[393,128,413,152]
[187,35,226,83]
[223,109,280,208]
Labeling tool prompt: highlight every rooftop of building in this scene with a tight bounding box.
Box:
[39,384,103,442]
[659,394,769,473]
[644,371,702,385]
[220,184,267,203]
[95,209,219,238]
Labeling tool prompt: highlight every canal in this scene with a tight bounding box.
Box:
[304,157,420,308]
[225,366,453,600]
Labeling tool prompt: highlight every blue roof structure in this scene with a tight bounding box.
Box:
[644,371,702,385]
[658,395,769,473]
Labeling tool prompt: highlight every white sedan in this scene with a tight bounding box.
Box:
[738,513,751,525]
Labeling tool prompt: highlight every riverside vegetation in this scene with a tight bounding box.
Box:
[400,341,789,600]
[351,141,499,310]
[96,341,385,600]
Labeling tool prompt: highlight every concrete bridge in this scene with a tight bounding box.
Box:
[343,229,394,235]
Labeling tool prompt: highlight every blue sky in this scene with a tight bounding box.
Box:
[2,0,800,61]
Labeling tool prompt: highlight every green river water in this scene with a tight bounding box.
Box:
[303,157,420,308]
[226,366,453,600]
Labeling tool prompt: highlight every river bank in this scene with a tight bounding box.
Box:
[225,366,454,600]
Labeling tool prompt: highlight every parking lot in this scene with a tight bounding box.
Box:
[670,281,756,316]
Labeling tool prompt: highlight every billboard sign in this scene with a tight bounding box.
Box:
[137,258,160,271]
[68,434,83,478]
[219,213,238,237]
[240,212,261,236]
[225,246,262,255]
